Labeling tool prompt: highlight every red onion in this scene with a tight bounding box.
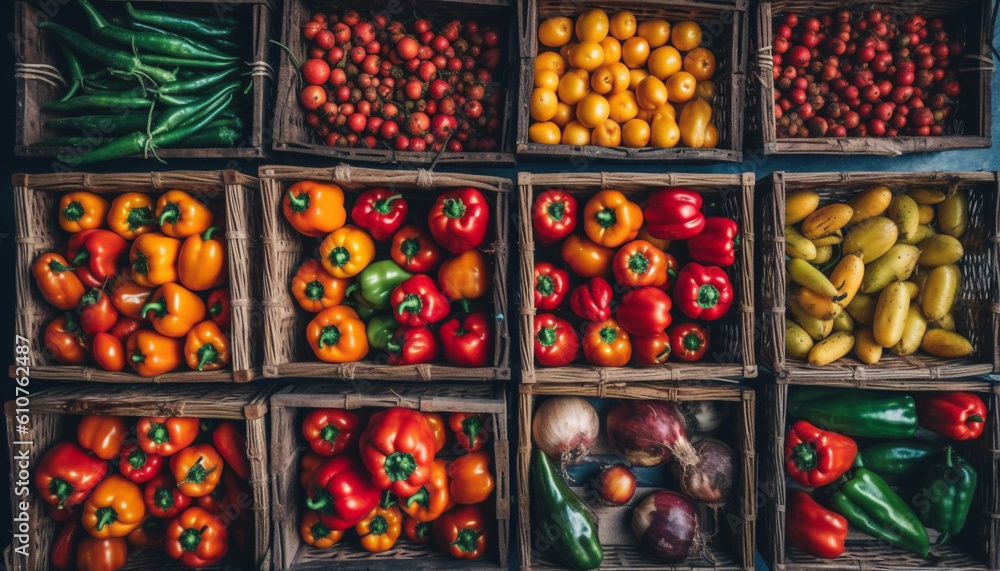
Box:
[532,396,599,467]
[671,437,736,506]
[679,401,729,434]
[631,490,700,563]
[606,400,698,468]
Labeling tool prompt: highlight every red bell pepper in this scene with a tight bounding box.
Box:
[615,286,672,338]
[35,442,108,507]
[137,416,200,457]
[404,515,432,544]
[51,521,82,570]
[302,409,360,457]
[108,317,141,343]
[143,472,191,519]
[916,392,987,441]
[351,188,409,242]
[428,187,490,253]
[391,225,444,274]
[165,506,229,567]
[66,229,129,288]
[206,288,231,332]
[688,217,739,266]
[785,420,858,487]
[534,313,579,367]
[78,288,119,336]
[433,504,489,560]
[786,490,848,559]
[360,407,437,497]
[440,311,491,367]
[532,189,578,246]
[388,326,441,365]
[534,262,570,310]
[118,442,163,485]
[212,421,250,479]
[669,322,710,362]
[631,333,672,366]
[391,275,450,327]
[644,188,706,240]
[569,277,613,322]
[449,413,490,452]
[306,454,382,531]
[674,263,734,321]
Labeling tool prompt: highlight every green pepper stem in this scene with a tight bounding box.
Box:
[397,294,423,317]
[442,198,466,219]
[311,521,331,540]
[49,477,73,506]
[180,456,216,485]
[373,194,403,215]
[148,422,169,444]
[196,343,220,371]
[595,208,617,229]
[536,274,554,297]
[329,246,351,268]
[158,203,179,227]
[63,201,84,222]
[400,237,421,263]
[318,325,342,348]
[462,415,484,446]
[179,526,203,552]
[368,514,388,536]
[383,451,417,482]
[80,288,101,307]
[209,300,223,316]
[546,200,565,222]
[287,190,310,214]
[683,332,704,352]
[627,251,649,275]
[202,226,221,241]
[305,489,332,512]
[305,280,325,301]
[450,527,485,553]
[94,506,118,532]
[140,298,166,318]
[405,487,430,508]
[71,249,90,266]
[967,415,983,423]
[696,284,720,309]
[320,424,340,443]
[154,487,175,510]
[132,251,149,277]
[128,449,147,470]
[599,326,618,344]
[126,206,155,230]
[49,259,75,272]
[791,442,817,471]
[536,326,556,348]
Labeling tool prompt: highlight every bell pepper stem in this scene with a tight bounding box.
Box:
[71,249,90,266]
[791,442,818,471]
[202,226,221,241]
[49,259,75,272]
[94,506,118,532]
[63,201,84,221]
[126,206,155,230]
[209,300,223,316]
[683,331,704,352]
[147,421,169,444]
[373,194,403,215]
[442,198,467,219]
[132,251,149,277]
[128,449,147,469]
[400,237,421,263]
[696,284,720,308]
[329,246,351,268]
[49,477,73,506]
[536,326,556,348]
[179,456,216,485]
[627,251,649,275]
[450,528,485,553]
[154,487,175,510]
[320,424,340,443]
[383,451,417,482]
[595,208,616,229]
[546,200,565,222]
[80,288,101,307]
[397,294,423,317]
[179,526,204,551]
[405,487,430,508]
[462,415,483,446]
[196,342,220,371]
[367,514,388,536]
[310,521,331,541]
[140,298,166,318]
[305,280,326,301]
[158,202,179,227]
[967,415,984,423]
[305,489,332,512]
[599,326,618,344]
[287,189,310,214]
[459,298,472,315]
[536,274,555,297]
[318,325,341,348]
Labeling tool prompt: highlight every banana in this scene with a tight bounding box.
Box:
[786,191,821,225]
[931,312,957,332]
[921,264,961,321]
[887,194,920,242]
[785,225,817,260]
[921,329,973,358]
[848,185,892,223]
[808,331,855,366]
[842,216,898,261]
[873,282,910,348]
[802,204,854,240]
[917,234,964,267]
[812,229,844,247]
[937,189,968,238]
[854,328,882,365]
[899,224,936,245]
[861,244,920,294]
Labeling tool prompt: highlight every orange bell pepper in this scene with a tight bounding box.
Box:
[81,474,145,538]
[77,415,126,461]
[141,283,206,337]
[156,190,213,238]
[107,192,156,240]
[319,225,375,279]
[400,458,454,523]
[136,416,200,457]
[178,227,227,291]
[110,279,153,320]
[59,191,108,233]
[300,510,344,549]
[356,502,403,553]
[126,514,165,549]
[32,252,85,310]
[292,258,349,313]
[184,321,231,371]
[44,313,91,365]
[560,235,614,278]
[165,506,228,567]
[438,249,491,313]
[76,537,127,571]
[613,239,669,288]
[170,444,224,498]
[283,180,347,238]
[583,190,643,248]
[129,232,180,288]
[423,412,447,454]
[448,451,495,505]
[306,305,369,363]
[637,225,671,251]
[583,318,632,367]
[126,330,183,376]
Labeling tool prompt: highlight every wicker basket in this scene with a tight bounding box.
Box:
[759,377,1000,571]
[516,0,748,163]
[269,382,510,570]
[13,1,273,159]
[518,172,756,383]
[13,170,263,383]
[757,170,1000,381]
[517,382,756,570]
[4,384,274,571]
[270,0,516,166]
[259,164,511,381]
[750,0,993,155]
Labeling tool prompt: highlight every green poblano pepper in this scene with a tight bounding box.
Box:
[531,449,603,571]
[789,387,917,438]
[911,447,977,543]
[827,468,930,557]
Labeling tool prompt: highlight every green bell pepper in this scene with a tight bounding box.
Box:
[827,468,929,557]
[532,449,603,570]
[912,446,977,543]
[356,260,412,310]
[344,289,378,322]
[789,387,917,438]
[853,440,940,477]
[366,313,398,352]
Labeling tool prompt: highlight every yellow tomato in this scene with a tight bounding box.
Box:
[666,71,697,103]
[530,87,560,121]
[607,91,639,123]
[538,17,573,48]
[671,21,702,51]
[621,36,650,69]
[647,46,682,80]
[652,102,677,121]
[683,47,716,81]
[703,123,720,148]
[591,119,622,147]
[562,121,591,145]
[575,9,610,42]
[576,92,611,128]
[529,121,562,144]
[636,76,668,110]
[591,62,630,95]
[609,11,637,40]
[557,71,590,105]
[637,19,671,48]
[552,102,575,127]
[535,51,567,76]
[535,68,561,90]
[650,115,681,148]
[600,37,621,64]
[629,68,649,88]
[568,41,605,71]
[622,118,651,148]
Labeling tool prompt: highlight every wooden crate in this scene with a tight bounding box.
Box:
[259,164,511,381]
[759,377,1000,571]
[269,382,510,570]
[750,0,993,155]
[13,1,273,159]
[270,0,516,165]
[518,172,756,383]
[4,384,274,571]
[516,0,748,163]
[12,170,263,382]
[758,170,1000,380]
[517,382,756,570]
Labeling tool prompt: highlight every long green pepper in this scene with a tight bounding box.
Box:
[126,2,237,38]
[788,387,918,438]
[532,449,603,571]
[37,22,176,85]
[853,440,940,477]
[827,468,930,557]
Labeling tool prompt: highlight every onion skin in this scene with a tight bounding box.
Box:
[671,437,736,506]
[606,400,698,468]
[680,401,729,434]
[631,490,699,563]
[594,464,636,506]
[532,396,599,466]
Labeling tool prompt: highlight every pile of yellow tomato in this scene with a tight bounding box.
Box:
[529,9,720,149]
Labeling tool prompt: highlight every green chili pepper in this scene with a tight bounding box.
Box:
[356,260,413,311]
[174,123,242,148]
[52,37,85,101]
[827,468,929,557]
[853,440,940,477]
[788,387,918,438]
[126,20,242,55]
[911,447,976,544]
[45,112,159,135]
[156,67,240,96]
[42,90,153,113]
[532,449,603,570]
[126,2,237,38]
[150,82,239,138]
[38,22,176,85]
[366,314,399,352]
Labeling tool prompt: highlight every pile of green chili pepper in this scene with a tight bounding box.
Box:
[784,387,988,561]
[36,0,250,164]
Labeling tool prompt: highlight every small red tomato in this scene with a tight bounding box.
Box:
[301,59,330,85]
[314,29,335,50]
[299,85,327,110]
